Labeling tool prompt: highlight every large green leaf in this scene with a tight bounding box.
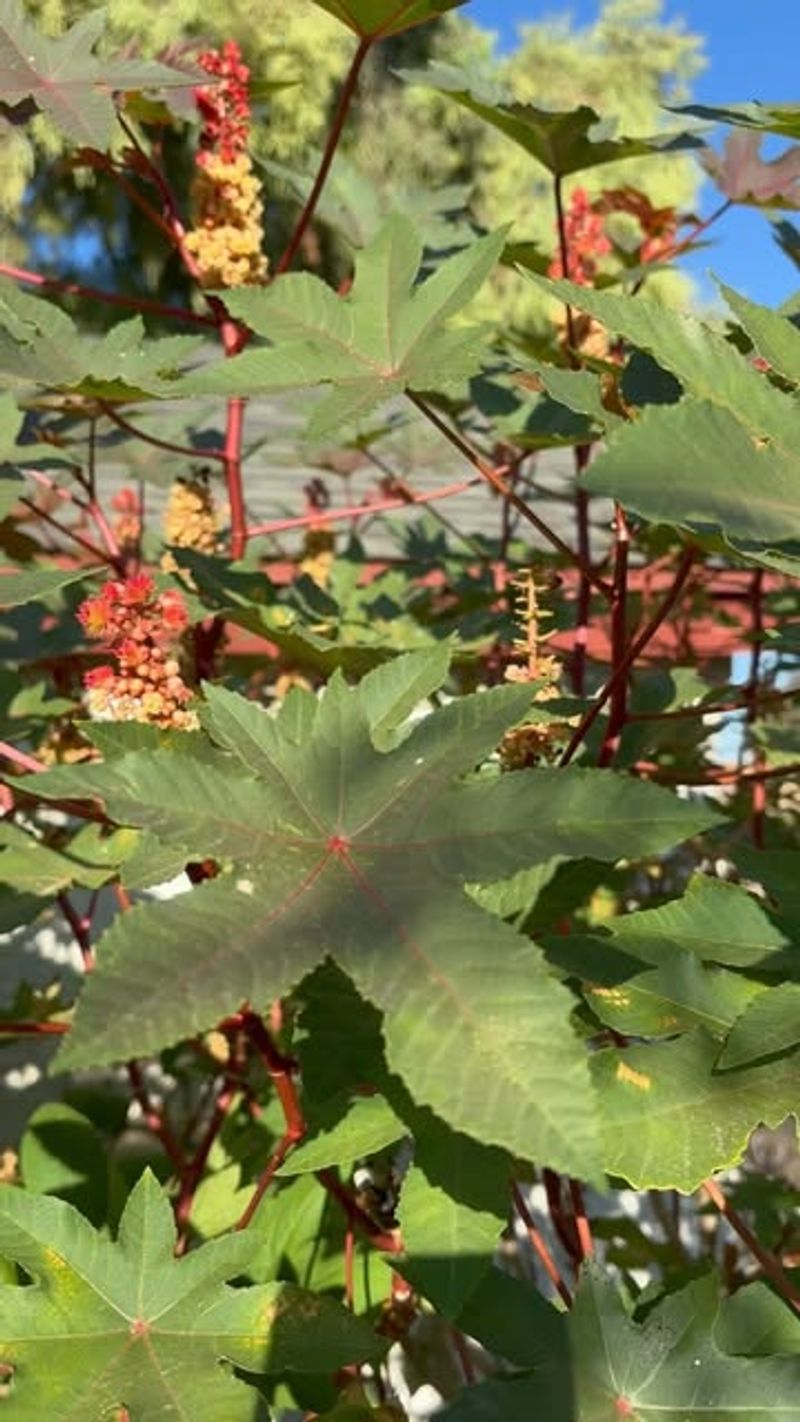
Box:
[309,0,466,39]
[582,951,763,1041]
[443,1268,800,1420]
[0,564,100,609]
[0,1169,382,1420]
[276,1094,405,1176]
[23,656,717,1179]
[593,1030,800,1191]
[547,875,791,978]
[180,216,506,439]
[587,399,800,544]
[402,63,703,175]
[718,984,800,1069]
[719,282,800,383]
[717,1283,800,1357]
[672,101,800,140]
[0,282,199,396]
[566,1267,800,1420]
[397,1164,503,1317]
[526,276,800,546]
[533,275,797,437]
[0,0,200,146]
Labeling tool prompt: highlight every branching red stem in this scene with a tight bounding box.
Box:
[316,1168,402,1254]
[597,505,631,766]
[0,261,217,328]
[559,544,697,766]
[409,394,611,597]
[276,37,372,275]
[246,474,481,539]
[127,1061,185,1173]
[57,892,96,972]
[512,1181,573,1308]
[703,1176,800,1314]
[101,404,225,465]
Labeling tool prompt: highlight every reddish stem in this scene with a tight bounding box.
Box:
[569,1178,594,1261]
[227,1012,307,1229]
[633,759,800,787]
[703,1176,800,1314]
[18,497,115,568]
[276,37,373,275]
[0,740,46,775]
[0,261,216,328]
[247,474,481,540]
[571,473,592,695]
[633,198,733,294]
[553,174,578,353]
[101,404,225,466]
[174,1083,238,1244]
[559,544,697,766]
[344,1226,356,1309]
[57,892,96,973]
[235,1129,300,1231]
[0,1020,69,1036]
[224,396,248,560]
[316,1168,402,1254]
[409,394,611,597]
[127,1061,185,1173]
[597,505,631,766]
[512,1181,573,1308]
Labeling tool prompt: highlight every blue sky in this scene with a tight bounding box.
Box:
[466,0,799,307]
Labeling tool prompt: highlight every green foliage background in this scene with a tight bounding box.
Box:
[3,0,704,329]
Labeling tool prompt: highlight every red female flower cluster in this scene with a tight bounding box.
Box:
[185,40,267,288]
[78,574,198,730]
[194,40,251,165]
[548,187,612,285]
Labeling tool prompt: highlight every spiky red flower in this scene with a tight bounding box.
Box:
[77,577,197,730]
[548,187,612,285]
[194,40,252,164]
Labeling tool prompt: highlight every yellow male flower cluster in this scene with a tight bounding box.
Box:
[184,152,268,289]
[163,474,220,554]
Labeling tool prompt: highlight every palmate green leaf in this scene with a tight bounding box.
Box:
[564,1267,800,1421]
[396,1164,503,1318]
[0,563,100,608]
[0,282,200,396]
[181,216,506,439]
[671,101,800,140]
[309,0,466,38]
[532,275,797,437]
[0,0,200,147]
[550,874,791,973]
[717,1283,800,1357]
[276,1094,405,1175]
[0,1169,381,1421]
[527,275,800,546]
[590,396,800,544]
[443,1268,800,1421]
[593,1030,800,1191]
[402,63,703,175]
[582,951,763,1041]
[0,820,123,895]
[719,282,800,383]
[718,983,800,1069]
[23,656,717,1179]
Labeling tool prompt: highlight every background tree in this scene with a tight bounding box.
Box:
[2,0,705,331]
